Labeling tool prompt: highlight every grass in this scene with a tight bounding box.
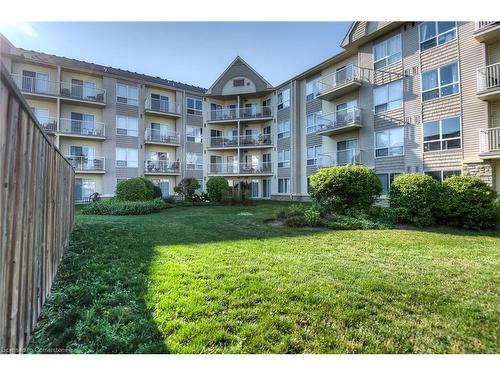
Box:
[27,201,500,353]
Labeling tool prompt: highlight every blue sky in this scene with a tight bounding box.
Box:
[0,22,351,88]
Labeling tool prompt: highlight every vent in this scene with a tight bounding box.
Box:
[233,79,245,87]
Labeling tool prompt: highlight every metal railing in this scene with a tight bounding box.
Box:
[208,134,273,148]
[208,106,274,121]
[144,160,180,173]
[316,107,362,133]
[59,81,106,103]
[209,162,273,174]
[480,127,500,153]
[476,21,499,31]
[209,136,238,148]
[144,127,180,144]
[145,97,181,115]
[477,62,500,92]
[318,149,362,167]
[59,118,106,137]
[317,65,360,95]
[66,155,105,171]
[36,117,58,132]
[11,73,59,95]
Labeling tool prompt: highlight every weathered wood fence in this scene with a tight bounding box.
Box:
[0,63,75,353]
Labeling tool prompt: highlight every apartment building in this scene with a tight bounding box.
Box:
[1,21,499,202]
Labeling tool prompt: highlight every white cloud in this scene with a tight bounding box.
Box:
[17,23,38,38]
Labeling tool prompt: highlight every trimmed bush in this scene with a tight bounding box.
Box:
[304,207,321,226]
[207,177,229,202]
[441,175,500,229]
[284,215,308,227]
[152,185,162,199]
[174,178,200,201]
[287,204,307,217]
[322,214,393,230]
[389,174,443,226]
[81,198,166,215]
[115,177,156,201]
[309,165,382,213]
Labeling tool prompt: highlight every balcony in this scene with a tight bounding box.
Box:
[144,127,180,145]
[317,65,362,101]
[59,118,106,139]
[316,107,363,136]
[11,73,59,98]
[67,156,105,173]
[36,117,58,133]
[208,134,273,149]
[144,98,181,118]
[318,149,363,168]
[144,160,180,175]
[208,162,273,176]
[479,127,500,158]
[59,81,106,106]
[208,136,238,148]
[477,63,500,101]
[208,106,274,123]
[474,22,500,43]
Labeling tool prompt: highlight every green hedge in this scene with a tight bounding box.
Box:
[115,177,156,201]
[206,177,229,202]
[441,176,500,229]
[81,198,166,215]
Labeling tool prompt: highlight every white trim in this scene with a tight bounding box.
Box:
[418,21,457,53]
[373,33,402,70]
[373,79,403,114]
[374,127,405,158]
[422,116,462,152]
[421,62,461,102]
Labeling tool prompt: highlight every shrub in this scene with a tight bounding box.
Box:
[304,208,321,226]
[81,198,166,215]
[322,213,393,230]
[284,215,308,227]
[115,177,156,201]
[207,177,229,202]
[273,208,288,220]
[162,196,176,205]
[309,165,382,213]
[441,176,500,229]
[287,204,307,217]
[152,185,162,199]
[389,174,443,226]
[174,178,200,201]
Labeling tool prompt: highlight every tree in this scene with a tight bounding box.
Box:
[174,177,200,201]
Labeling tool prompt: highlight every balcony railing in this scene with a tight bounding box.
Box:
[209,136,238,148]
[145,97,181,115]
[36,117,58,132]
[144,160,180,174]
[317,65,361,95]
[144,127,180,144]
[209,162,273,175]
[476,21,499,31]
[66,156,105,171]
[316,107,362,133]
[480,127,500,154]
[208,134,273,148]
[11,74,59,96]
[208,106,274,121]
[59,118,106,137]
[318,149,362,167]
[60,81,106,103]
[477,63,500,93]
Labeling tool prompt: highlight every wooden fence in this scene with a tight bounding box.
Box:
[0,64,75,353]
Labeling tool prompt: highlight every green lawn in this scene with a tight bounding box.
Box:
[28,202,500,353]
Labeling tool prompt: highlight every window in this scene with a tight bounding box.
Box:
[116,83,138,105]
[373,34,402,70]
[307,145,321,166]
[306,111,322,134]
[263,179,271,198]
[186,126,202,143]
[375,127,404,157]
[22,70,49,93]
[377,173,401,196]
[233,79,245,87]
[116,115,138,136]
[32,108,49,124]
[277,88,290,110]
[75,178,96,202]
[425,170,461,182]
[278,119,290,139]
[278,178,290,194]
[374,80,403,113]
[278,149,290,168]
[422,63,459,101]
[116,148,138,168]
[419,22,457,52]
[187,97,203,115]
[306,77,320,101]
[186,152,203,170]
[423,116,461,152]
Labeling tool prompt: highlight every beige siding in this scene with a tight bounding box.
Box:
[422,95,461,122]
[423,150,462,170]
[420,40,459,71]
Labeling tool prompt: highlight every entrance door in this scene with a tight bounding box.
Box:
[337,139,358,165]
[336,100,357,126]
[210,155,222,173]
[263,179,271,198]
[152,93,169,112]
[72,79,83,98]
[250,180,259,198]
[159,181,170,198]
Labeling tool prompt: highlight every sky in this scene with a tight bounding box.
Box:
[0,22,351,89]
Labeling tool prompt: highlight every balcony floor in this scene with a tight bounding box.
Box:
[474,24,500,43]
[58,132,106,141]
[144,109,182,119]
[477,87,500,101]
[316,123,362,136]
[316,80,362,101]
[60,96,106,108]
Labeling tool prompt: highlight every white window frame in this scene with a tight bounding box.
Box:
[278,149,290,168]
[306,111,322,134]
[277,88,290,110]
[423,116,462,152]
[419,22,457,52]
[186,126,202,143]
[421,62,460,102]
[306,77,319,101]
[277,119,290,139]
[187,97,203,116]
[424,169,462,182]
[373,79,403,113]
[116,115,138,137]
[374,127,405,158]
[373,34,402,70]
[278,178,290,194]
[307,145,321,166]
[186,152,203,170]
[116,83,138,106]
[116,147,138,168]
